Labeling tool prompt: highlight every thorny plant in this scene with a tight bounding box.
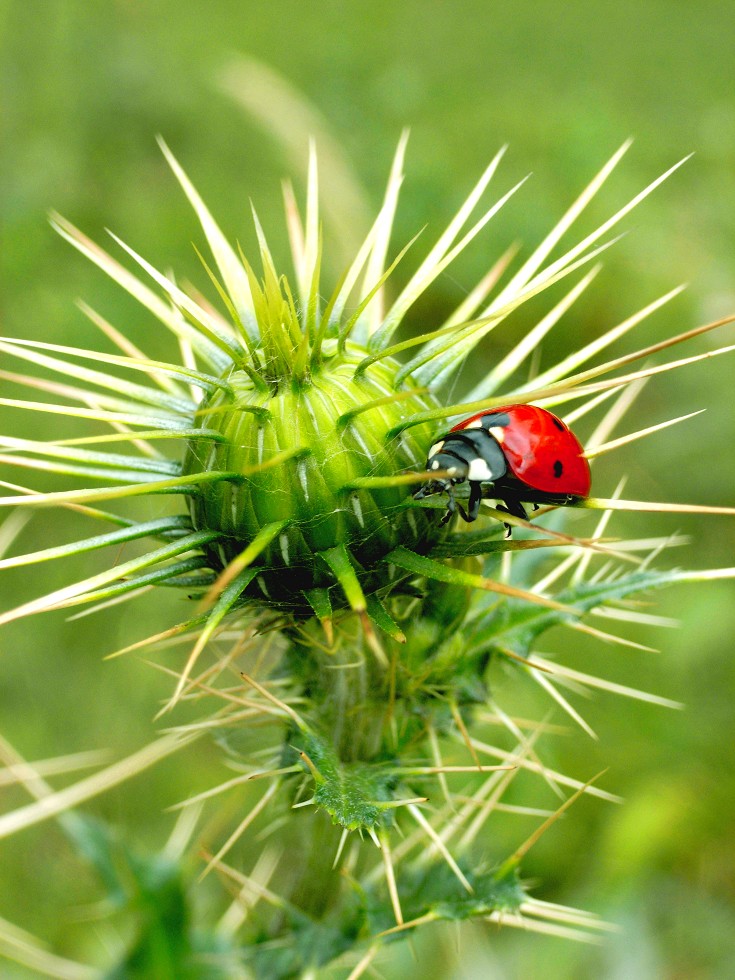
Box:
[1,136,734,978]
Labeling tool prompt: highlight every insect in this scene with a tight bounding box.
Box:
[413,404,591,529]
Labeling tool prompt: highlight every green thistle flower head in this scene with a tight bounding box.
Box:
[182,339,440,609]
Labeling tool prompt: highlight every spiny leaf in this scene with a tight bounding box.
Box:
[583,410,705,458]
[0,515,191,571]
[0,530,221,626]
[78,300,187,397]
[0,395,187,430]
[19,427,226,449]
[0,436,181,474]
[158,137,259,344]
[406,234,620,389]
[70,557,212,611]
[165,566,261,711]
[468,565,727,665]
[386,547,575,612]
[356,129,409,339]
[0,470,243,509]
[487,144,685,320]
[477,265,601,397]
[0,337,224,405]
[368,147,511,352]
[530,313,735,399]
[0,733,199,841]
[109,230,250,368]
[581,497,735,517]
[529,655,683,709]
[512,284,686,396]
[50,212,230,372]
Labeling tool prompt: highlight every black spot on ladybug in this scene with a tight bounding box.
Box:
[552,417,565,431]
[553,459,563,478]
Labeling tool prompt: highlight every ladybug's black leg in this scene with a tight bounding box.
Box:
[440,489,455,526]
[455,501,470,522]
[496,498,528,537]
[442,486,471,525]
[494,506,513,537]
[466,481,482,522]
[441,484,471,524]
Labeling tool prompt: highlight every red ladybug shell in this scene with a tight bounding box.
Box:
[451,404,591,498]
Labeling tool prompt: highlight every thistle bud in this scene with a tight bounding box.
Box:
[184,347,442,607]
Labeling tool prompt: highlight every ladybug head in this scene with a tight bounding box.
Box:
[413,440,468,501]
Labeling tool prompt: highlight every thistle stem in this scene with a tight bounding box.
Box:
[285,623,391,763]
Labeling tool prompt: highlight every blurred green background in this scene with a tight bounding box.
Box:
[2,1,734,976]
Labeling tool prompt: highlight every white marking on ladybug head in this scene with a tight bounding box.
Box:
[447,466,460,476]
[430,459,441,469]
[465,417,483,429]
[429,440,444,457]
[489,426,505,444]
[467,456,496,483]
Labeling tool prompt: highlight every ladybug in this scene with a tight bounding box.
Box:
[413,404,591,528]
